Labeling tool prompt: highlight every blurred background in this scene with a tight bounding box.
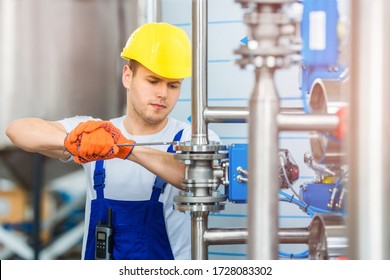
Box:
[0,0,142,259]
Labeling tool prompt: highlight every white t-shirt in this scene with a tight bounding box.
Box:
[59,116,220,259]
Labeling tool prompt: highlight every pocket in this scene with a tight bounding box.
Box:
[112,224,148,260]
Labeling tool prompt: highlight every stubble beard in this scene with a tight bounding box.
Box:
[131,103,169,128]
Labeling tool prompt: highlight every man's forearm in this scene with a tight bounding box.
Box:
[6,118,69,159]
[128,146,185,189]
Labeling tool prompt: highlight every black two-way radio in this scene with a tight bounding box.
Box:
[95,208,113,260]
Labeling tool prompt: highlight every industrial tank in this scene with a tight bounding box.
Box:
[0,0,138,147]
[0,0,139,185]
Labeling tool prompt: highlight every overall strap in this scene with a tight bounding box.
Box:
[93,160,105,199]
[167,129,184,153]
[150,129,184,201]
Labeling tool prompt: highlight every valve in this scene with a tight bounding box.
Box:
[279,149,299,189]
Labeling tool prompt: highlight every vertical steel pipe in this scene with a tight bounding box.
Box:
[190,0,209,260]
[191,0,208,145]
[248,66,280,259]
[191,211,209,260]
[348,0,390,259]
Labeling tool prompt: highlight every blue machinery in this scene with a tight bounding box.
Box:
[173,0,390,260]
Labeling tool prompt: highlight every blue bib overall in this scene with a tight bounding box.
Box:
[84,129,183,260]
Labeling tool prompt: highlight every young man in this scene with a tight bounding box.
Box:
[6,22,220,260]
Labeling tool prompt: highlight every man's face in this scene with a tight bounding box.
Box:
[123,64,182,126]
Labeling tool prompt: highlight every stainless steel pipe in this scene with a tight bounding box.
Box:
[277,113,339,131]
[248,66,280,260]
[348,0,390,259]
[204,107,249,123]
[203,227,309,245]
[204,228,247,245]
[188,0,210,261]
[191,0,208,145]
[237,0,299,260]
[204,106,306,123]
[278,228,310,244]
[191,211,209,260]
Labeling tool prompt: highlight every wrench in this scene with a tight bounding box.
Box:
[116,141,182,147]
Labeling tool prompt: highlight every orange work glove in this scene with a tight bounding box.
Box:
[68,120,109,142]
[64,120,135,163]
[64,120,110,156]
[77,127,118,158]
[66,128,118,164]
[100,122,135,159]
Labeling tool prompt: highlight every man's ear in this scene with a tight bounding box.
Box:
[122,65,132,88]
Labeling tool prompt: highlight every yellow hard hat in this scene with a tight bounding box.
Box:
[121,22,191,79]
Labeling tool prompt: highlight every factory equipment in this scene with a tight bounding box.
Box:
[226,145,299,203]
[172,0,229,260]
[231,0,351,260]
[235,0,308,259]
[174,0,352,260]
[308,78,349,165]
[300,0,347,109]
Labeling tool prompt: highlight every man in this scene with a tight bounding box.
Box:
[6,22,220,260]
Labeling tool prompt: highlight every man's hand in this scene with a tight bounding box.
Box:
[99,122,135,159]
[64,120,135,164]
[64,120,109,156]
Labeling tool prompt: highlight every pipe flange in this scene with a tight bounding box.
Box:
[235,48,296,70]
[235,45,296,59]
[308,214,348,260]
[175,142,227,153]
[174,203,225,213]
[174,195,226,204]
[174,153,227,161]
[182,178,220,189]
[243,10,290,26]
[236,0,296,5]
[182,183,220,189]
